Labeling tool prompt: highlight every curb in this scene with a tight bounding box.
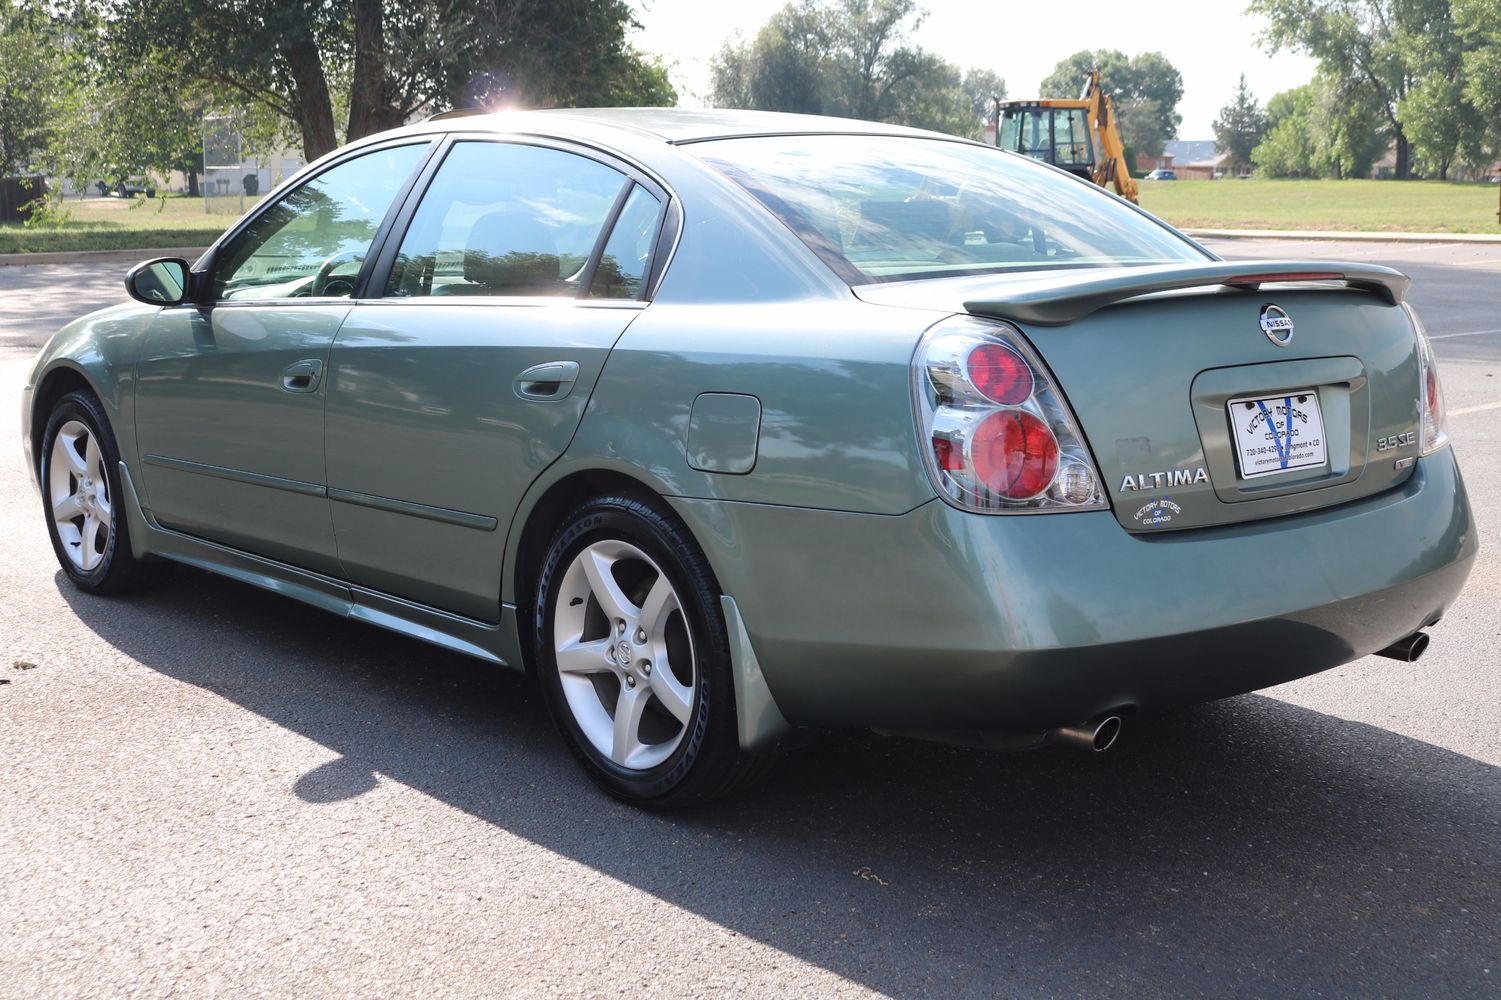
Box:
[0,247,208,268]
[1184,228,1501,244]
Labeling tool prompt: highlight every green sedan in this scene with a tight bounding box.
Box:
[21,110,1476,805]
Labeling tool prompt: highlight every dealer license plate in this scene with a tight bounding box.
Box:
[1227,390,1328,480]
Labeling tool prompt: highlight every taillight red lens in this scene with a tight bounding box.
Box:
[970,410,1059,499]
[966,343,1033,405]
[1425,363,1443,429]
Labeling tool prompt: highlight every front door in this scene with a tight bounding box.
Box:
[325,139,667,622]
[133,141,431,574]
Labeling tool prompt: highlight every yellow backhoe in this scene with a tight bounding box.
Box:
[995,69,1139,204]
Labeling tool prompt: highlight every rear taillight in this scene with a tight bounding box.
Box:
[914,315,1106,513]
[1403,304,1448,455]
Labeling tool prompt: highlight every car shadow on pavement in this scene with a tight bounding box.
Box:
[59,565,1500,998]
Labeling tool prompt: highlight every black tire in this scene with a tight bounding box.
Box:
[532,494,772,806]
[40,389,167,595]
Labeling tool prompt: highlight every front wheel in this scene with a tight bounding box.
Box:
[40,390,165,595]
[532,495,769,806]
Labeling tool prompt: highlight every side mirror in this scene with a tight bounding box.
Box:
[124,257,190,306]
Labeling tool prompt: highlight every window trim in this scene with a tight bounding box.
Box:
[189,135,442,308]
[364,133,678,305]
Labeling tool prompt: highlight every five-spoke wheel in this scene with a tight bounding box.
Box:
[553,539,697,770]
[40,390,163,594]
[534,495,769,805]
[48,418,114,572]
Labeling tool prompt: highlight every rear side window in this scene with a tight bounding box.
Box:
[691,134,1207,284]
[386,141,629,298]
[589,185,662,299]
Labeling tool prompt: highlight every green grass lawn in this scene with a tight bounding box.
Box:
[4,178,1499,255]
[0,194,258,254]
[1137,178,1501,234]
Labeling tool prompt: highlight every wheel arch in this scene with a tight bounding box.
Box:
[30,363,100,478]
[506,464,676,671]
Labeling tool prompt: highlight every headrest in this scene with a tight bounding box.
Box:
[463,211,561,292]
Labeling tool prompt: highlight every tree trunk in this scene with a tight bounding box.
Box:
[284,36,339,161]
[347,0,393,140]
[1394,131,1410,181]
[186,172,199,198]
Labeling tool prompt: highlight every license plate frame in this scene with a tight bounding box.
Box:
[1227,389,1328,480]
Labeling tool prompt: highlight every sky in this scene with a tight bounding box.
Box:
[628,0,1320,140]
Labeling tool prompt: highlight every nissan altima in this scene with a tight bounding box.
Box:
[22,109,1476,805]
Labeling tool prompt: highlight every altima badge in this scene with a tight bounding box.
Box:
[1119,466,1209,492]
[1260,304,1294,347]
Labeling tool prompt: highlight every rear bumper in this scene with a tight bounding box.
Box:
[673,448,1477,730]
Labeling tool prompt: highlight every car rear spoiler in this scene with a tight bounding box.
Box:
[962,260,1410,327]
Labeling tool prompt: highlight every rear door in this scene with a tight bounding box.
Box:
[324,138,668,622]
[133,141,432,573]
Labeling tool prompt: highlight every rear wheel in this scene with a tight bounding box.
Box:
[532,495,769,806]
[40,390,165,595]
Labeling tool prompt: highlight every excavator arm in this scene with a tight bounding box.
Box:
[1080,71,1139,204]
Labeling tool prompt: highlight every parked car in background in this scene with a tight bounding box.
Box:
[1144,168,1177,180]
[22,110,1476,805]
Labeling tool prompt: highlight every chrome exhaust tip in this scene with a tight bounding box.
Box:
[1053,715,1123,753]
[1375,632,1430,662]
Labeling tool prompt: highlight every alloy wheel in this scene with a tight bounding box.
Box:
[551,539,697,770]
[48,419,113,573]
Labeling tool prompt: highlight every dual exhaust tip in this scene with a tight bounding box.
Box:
[1375,631,1430,663]
[1037,632,1431,754]
[1051,632,1433,751]
[1052,715,1123,753]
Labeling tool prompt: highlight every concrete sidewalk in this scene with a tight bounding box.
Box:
[1184,228,1501,244]
[0,246,208,267]
[3,228,1500,268]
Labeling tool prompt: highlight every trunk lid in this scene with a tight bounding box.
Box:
[859,263,1423,533]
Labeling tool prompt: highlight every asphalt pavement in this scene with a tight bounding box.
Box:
[1,241,1497,998]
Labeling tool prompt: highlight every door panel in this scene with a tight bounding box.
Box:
[325,303,638,621]
[131,141,432,573]
[134,304,349,573]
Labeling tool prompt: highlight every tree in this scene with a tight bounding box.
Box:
[1038,49,1183,152]
[1116,96,1165,168]
[1214,75,1267,173]
[79,0,678,163]
[1254,84,1320,177]
[1253,72,1387,178]
[962,68,1008,130]
[707,0,1004,139]
[0,1,69,177]
[1457,0,1501,126]
[1251,0,1462,180]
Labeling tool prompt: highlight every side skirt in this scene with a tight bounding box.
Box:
[118,461,527,672]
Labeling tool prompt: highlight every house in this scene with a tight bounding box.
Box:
[1137,151,1174,173]
[1164,140,1222,180]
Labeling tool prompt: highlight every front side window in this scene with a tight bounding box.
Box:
[212,143,428,300]
[693,134,1208,284]
[386,142,631,298]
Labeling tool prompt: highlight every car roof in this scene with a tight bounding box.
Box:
[424,107,957,145]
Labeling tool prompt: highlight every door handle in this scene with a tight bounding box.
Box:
[514,361,580,401]
[281,358,324,393]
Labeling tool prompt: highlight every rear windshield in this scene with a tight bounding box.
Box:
[691,134,1207,284]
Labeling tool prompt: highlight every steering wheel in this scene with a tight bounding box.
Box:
[311,250,365,297]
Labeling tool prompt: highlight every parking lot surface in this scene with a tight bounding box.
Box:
[1,241,1497,997]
